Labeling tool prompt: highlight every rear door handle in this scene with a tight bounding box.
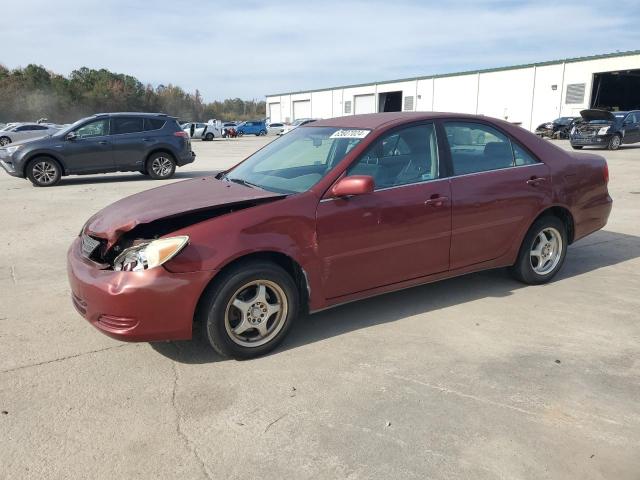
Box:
[526,177,546,186]
[98,141,108,145]
[424,195,449,207]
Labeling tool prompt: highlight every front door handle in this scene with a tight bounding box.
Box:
[526,176,546,186]
[424,195,449,207]
[98,140,108,145]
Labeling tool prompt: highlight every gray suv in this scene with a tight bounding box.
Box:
[0,112,195,186]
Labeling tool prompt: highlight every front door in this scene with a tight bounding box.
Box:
[62,118,113,173]
[442,121,551,270]
[316,123,451,299]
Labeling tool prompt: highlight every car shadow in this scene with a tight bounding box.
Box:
[55,170,220,187]
[151,229,640,364]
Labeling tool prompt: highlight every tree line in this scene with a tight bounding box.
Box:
[0,64,266,124]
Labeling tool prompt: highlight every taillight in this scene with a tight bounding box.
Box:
[174,131,188,138]
[603,162,609,185]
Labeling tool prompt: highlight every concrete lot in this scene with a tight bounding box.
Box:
[1,136,639,479]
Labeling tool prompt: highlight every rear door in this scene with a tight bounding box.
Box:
[111,117,147,170]
[316,122,451,298]
[61,118,114,173]
[443,121,551,270]
[623,112,640,143]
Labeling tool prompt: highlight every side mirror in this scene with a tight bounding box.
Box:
[331,175,375,198]
[65,132,78,141]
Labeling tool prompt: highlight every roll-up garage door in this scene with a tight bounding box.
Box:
[354,94,375,114]
[293,100,311,120]
[268,103,281,123]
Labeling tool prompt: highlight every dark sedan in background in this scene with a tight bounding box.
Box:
[570,109,640,150]
[535,116,579,139]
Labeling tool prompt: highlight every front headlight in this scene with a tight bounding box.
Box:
[6,145,23,155]
[571,126,576,135]
[113,236,189,272]
[598,126,610,135]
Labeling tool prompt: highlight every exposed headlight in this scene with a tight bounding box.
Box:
[571,126,576,135]
[598,127,610,135]
[113,236,189,272]
[6,145,22,154]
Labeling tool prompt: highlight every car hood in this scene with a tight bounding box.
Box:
[580,109,616,122]
[85,176,284,245]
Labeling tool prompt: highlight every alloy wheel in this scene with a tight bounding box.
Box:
[32,161,58,185]
[151,157,173,177]
[529,227,563,275]
[224,280,288,347]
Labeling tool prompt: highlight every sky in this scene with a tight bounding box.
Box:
[1,0,639,102]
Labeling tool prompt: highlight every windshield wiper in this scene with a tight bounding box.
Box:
[227,177,262,190]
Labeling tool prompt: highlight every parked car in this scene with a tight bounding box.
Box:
[279,118,316,135]
[0,122,60,146]
[267,122,285,135]
[182,121,221,141]
[0,112,195,186]
[535,116,579,139]
[570,109,640,150]
[67,112,611,359]
[237,120,267,136]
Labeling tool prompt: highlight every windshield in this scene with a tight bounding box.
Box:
[554,117,573,125]
[291,119,308,127]
[223,126,369,194]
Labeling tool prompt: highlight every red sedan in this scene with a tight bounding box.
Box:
[67,112,612,358]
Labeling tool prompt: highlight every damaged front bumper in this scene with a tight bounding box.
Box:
[67,236,214,342]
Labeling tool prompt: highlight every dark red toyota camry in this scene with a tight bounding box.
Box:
[68,112,612,358]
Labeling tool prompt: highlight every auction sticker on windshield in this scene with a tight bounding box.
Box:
[330,129,370,139]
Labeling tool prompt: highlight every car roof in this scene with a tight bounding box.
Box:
[92,112,171,118]
[310,112,492,130]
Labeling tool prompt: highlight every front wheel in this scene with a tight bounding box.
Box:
[237,131,244,137]
[197,262,299,359]
[27,157,62,187]
[0,136,10,146]
[146,153,176,180]
[511,216,567,285]
[571,145,583,150]
[607,134,621,151]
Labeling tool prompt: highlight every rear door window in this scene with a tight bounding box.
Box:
[144,118,166,131]
[444,122,516,175]
[113,117,144,135]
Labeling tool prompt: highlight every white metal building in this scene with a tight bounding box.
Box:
[265,50,640,131]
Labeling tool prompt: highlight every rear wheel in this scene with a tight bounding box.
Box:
[511,216,567,284]
[607,134,621,150]
[146,152,176,180]
[26,157,62,187]
[197,262,299,359]
[205,132,214,141]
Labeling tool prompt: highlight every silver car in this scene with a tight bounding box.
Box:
[0,123,60,146]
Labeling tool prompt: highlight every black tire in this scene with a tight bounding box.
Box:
[607,134,621,151]
[238,131,244,137]
[197,261,299,359]
[205,132,214,141]
[0,136,11,146]
[571,145,583,150]
[510,215,568,285]
[146,152,176,180]
[26,157,62,187]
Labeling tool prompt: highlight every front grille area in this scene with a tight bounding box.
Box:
[71,292,87,315]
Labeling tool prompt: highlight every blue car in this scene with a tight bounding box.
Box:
[237,120,267,136]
